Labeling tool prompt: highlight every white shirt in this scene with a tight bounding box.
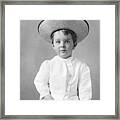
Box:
[34,55,92,100]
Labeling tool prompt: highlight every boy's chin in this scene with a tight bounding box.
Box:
[59,54,72,59]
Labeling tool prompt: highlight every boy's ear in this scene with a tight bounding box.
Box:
[72,44,77,50]
[52,43,54,47]
[52,43,55,48]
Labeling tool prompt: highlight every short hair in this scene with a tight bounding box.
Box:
[50,29,77,48]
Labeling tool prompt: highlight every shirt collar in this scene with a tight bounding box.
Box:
[56,55,73,62]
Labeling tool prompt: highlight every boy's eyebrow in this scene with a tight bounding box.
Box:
[54,38,60,41]
[64,38,72,41]
[55,38,72,40]
[55,39,71,41]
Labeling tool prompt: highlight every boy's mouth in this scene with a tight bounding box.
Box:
[60,50,67,52]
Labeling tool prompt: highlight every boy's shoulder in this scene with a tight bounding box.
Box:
[49,55,63,63]
[73,57,83,65]
[40,59,50,67]
[41,56,58,65]
[74,57,89,68]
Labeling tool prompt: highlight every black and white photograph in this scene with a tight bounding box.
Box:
[1,2,118,118]
[20,20,100,100]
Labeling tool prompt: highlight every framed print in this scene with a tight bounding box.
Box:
[0,0,119,119]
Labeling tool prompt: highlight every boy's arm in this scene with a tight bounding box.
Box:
[34,60,52,100]
[78,63,92,100]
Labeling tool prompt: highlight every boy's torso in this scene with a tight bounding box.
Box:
[48,56,82,100]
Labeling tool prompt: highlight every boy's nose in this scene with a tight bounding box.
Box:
[60,41,65,47]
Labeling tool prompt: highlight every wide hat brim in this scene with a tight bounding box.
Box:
[38,20,89,43]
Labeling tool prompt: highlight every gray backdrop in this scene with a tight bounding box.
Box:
[20,20,100,100]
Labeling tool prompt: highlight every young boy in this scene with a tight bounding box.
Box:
[34,20,92,100]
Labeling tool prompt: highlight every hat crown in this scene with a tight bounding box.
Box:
[38,20,89,43]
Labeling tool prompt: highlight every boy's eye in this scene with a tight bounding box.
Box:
[56,40,60,44]
[65,40,70,43]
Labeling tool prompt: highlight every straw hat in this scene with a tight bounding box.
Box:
[38,20,89,43]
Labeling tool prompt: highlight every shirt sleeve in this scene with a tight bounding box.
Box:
[78,63,92,100]
[34,60,50,99]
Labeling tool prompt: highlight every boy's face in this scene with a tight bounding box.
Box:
[52,30,74,59]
